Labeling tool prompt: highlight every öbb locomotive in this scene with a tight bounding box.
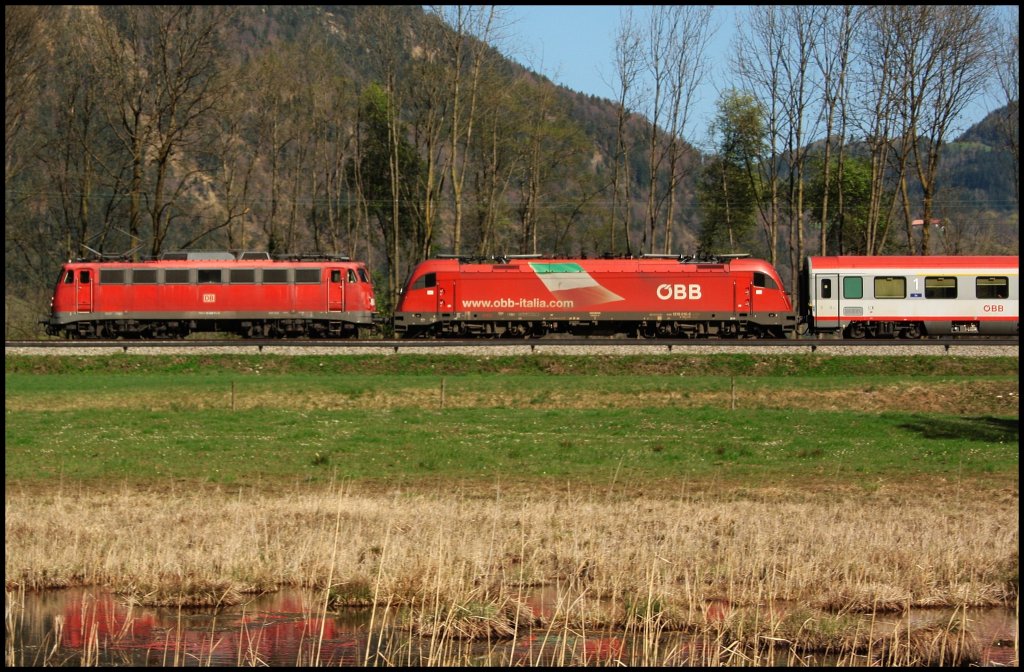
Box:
[43,252,377,339]
[393,254,796,339]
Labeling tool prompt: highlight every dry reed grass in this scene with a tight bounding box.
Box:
[6,482,1016,619]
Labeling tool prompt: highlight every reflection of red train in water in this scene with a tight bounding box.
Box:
[44,252,376,339]
[59,592,363,666]
[44,251,1017,340]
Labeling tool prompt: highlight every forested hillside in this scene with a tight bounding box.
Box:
[4,6,1018,336]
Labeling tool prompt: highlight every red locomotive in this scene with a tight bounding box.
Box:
[393,254,796,338]
[43,252,377,339]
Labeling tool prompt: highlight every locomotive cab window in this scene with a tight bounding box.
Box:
[63,270,74,283]
[874,276,906,299]
[924,276,957,299]
[843,276,863,299]
[412,273,436,290]
[100,270,126,284]
[976,276,1009,299]
[294,269,320,284]
[165,269,190,284]
[198,269,222,284]
[358,268,369,283]
[348,269,358,283]
[133,269,158,284]
[753,272,777,290]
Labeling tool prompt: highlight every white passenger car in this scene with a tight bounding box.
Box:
[802,256,1018,338]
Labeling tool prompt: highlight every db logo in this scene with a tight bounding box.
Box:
[203,293,216,303]
[657,284,703,300]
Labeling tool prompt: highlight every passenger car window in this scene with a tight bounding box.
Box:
[874,276,906,299]
[842,276,863,299]
[819,278,832,300]
[924,276,956,299]
[976,276,1009,299]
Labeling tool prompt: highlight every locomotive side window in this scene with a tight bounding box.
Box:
[331,270,342,283]
[976,276,1009,299]
[263,269,288,283]
[924,276,956,299]
[100,270,126,284]
[165,269,191,284]
[874,276,906,299]
[294,269,320,284]
[198,269,222,284]
[819,278,832,299]
[753,272,778,289]
[412,273,436,290]
[80,270,91,283]
[133,269,158,284]
[230,269,256,283]
[842,276,863,299]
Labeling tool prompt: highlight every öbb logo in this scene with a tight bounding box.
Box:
[656,284,702,300]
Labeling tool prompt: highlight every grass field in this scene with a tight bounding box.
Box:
[4,353,1019,489]
[4,353,1019,666]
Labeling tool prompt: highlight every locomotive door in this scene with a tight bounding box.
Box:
[77,269,93,313]
[328,268,345,312]
[815,273,840,329]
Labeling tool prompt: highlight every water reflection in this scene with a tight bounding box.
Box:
[5,587,1018,667]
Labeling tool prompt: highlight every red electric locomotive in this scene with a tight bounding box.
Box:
[43,252,377,339]
[393,254,796,338]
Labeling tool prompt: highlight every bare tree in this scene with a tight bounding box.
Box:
[734,6,787,266]
[5,6,47,185]
[991,7,1018,205]
[661,6,714,254]
[610,8,642,256]
[907,7,995,255]
[432,5,500,255]
[811,6,857,255]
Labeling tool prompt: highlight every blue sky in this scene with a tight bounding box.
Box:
[502,5,1012,146]
[504,5,734,146]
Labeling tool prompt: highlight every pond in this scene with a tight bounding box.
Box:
[5,587,1017,667]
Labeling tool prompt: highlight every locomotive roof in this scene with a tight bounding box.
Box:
[63,255,363,266]
[414,255,779,273]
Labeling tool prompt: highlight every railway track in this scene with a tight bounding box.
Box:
[5,338,1019,356]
